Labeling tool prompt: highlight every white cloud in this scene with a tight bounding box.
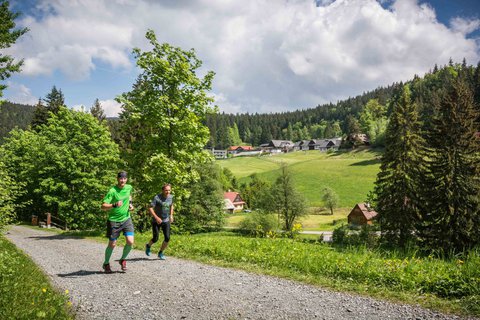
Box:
[450,17,480,35]
[8,0,480,114]
[99,99,122,118]
[4,82,38,105]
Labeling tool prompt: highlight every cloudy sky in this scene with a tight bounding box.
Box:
[3,0,480,116]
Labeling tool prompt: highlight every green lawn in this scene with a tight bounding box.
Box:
[218,148,382,208]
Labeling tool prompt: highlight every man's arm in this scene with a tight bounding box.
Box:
[101,200,122,211]
[149,207,162,224]
[169,203,174,223]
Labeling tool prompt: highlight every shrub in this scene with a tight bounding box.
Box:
[239,211,279,237]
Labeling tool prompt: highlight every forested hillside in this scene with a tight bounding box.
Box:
[0,102,34,143]
[205,83,399,149]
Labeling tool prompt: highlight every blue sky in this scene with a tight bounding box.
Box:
[3,0,480,116]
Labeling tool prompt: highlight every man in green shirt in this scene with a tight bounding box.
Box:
[101,171,134,273]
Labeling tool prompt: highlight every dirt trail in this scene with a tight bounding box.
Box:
[4,225,468,320]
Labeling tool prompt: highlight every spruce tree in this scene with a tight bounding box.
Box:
[419,72,480,252]
[31,86,65,129]
[0,0,28,97]
[375,84,426,247]
[90,98,106,122]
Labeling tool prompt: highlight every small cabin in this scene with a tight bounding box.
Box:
[348,203,378,225]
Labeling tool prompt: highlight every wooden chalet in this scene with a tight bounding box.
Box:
[223,191,246,213]
[348,203,378,225]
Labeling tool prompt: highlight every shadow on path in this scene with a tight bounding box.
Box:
[57,270,109,277]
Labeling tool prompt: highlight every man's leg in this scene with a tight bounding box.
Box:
[146,221,160,256]
[104,240,116,265]
[158,222,170,260]
[121,235,134,260]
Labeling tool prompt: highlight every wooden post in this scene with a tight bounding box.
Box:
[46,212,51,228]
[31,215,38,226]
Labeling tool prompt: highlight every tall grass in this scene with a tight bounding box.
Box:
[168,232,479,316]
[0,235,74,319]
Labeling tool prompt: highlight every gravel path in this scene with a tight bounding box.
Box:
[4,225,473,320]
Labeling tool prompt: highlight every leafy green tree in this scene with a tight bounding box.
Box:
[176,161,225,232]
[269,163,307,232]
[2,107,119,229]
[0,0,28,98]
[419,74,480,252]
[0,160,24,229]
[240,173,271,209]
[116,30,217,206]
[90,98,106,122]
[228,123,242,146]
[1,129,48,220]
[220,167,237,191]
[322,187,339,215]
[374,85,426,247]
[359,99,388,146]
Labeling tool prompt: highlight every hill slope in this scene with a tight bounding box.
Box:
[217,148,382,208]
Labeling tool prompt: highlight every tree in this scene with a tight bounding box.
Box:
[0,159,24,229]
[0,0,28,98]
[374,85,426,247]
[227,123,242,146]
[90,98,106,122]
[359,99,388,146]
[31,86,65,129]
[176,161,225,232]
[322,187,339,215]
[269,163,307,232]
[1,107,120,229]
[419,74,480,252]
[116,30,217,206]
[240,173,271,209]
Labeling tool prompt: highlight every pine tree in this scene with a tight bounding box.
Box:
[43,85,65,113]
[90,98,106,122]
[375,84,426,247]
[419,73,480,252]
[0,0,28,97]
[31,86,65,129]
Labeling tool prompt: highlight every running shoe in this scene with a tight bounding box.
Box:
[102,263,112,274]
[158,252,166,260]
[145,244,151,256]
[119,259,127,271]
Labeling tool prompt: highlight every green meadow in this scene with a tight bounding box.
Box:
[217,148,383,208]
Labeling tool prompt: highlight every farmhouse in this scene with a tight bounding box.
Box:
[294,140,310,151]
[223,191,246,213]
[348,203,378,225]
[209,148,228,159]
[260,140,294,153]
[308,138,342,151]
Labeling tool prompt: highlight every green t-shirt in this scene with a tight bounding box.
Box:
[102,184,133,222]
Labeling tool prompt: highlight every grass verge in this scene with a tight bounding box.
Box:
[0,233,74,319]
[17,225,480,318]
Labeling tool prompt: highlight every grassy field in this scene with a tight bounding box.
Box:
[226,209,349,231]
[25,226,478,318]
[0,234,73,319]
[217,148,382,208]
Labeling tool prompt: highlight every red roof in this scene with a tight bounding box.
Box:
[223,192,245,205]
[354,203,378,220]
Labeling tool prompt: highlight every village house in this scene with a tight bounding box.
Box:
[348,203,378,225]
[308,138,342,151]
[260,140,294,153]
[209,148,228,159]
[294,140,310,151]
[223,191,246,213]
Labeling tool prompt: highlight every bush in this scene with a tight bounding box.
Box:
[239,211,279,237]
[332,224,379,247]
